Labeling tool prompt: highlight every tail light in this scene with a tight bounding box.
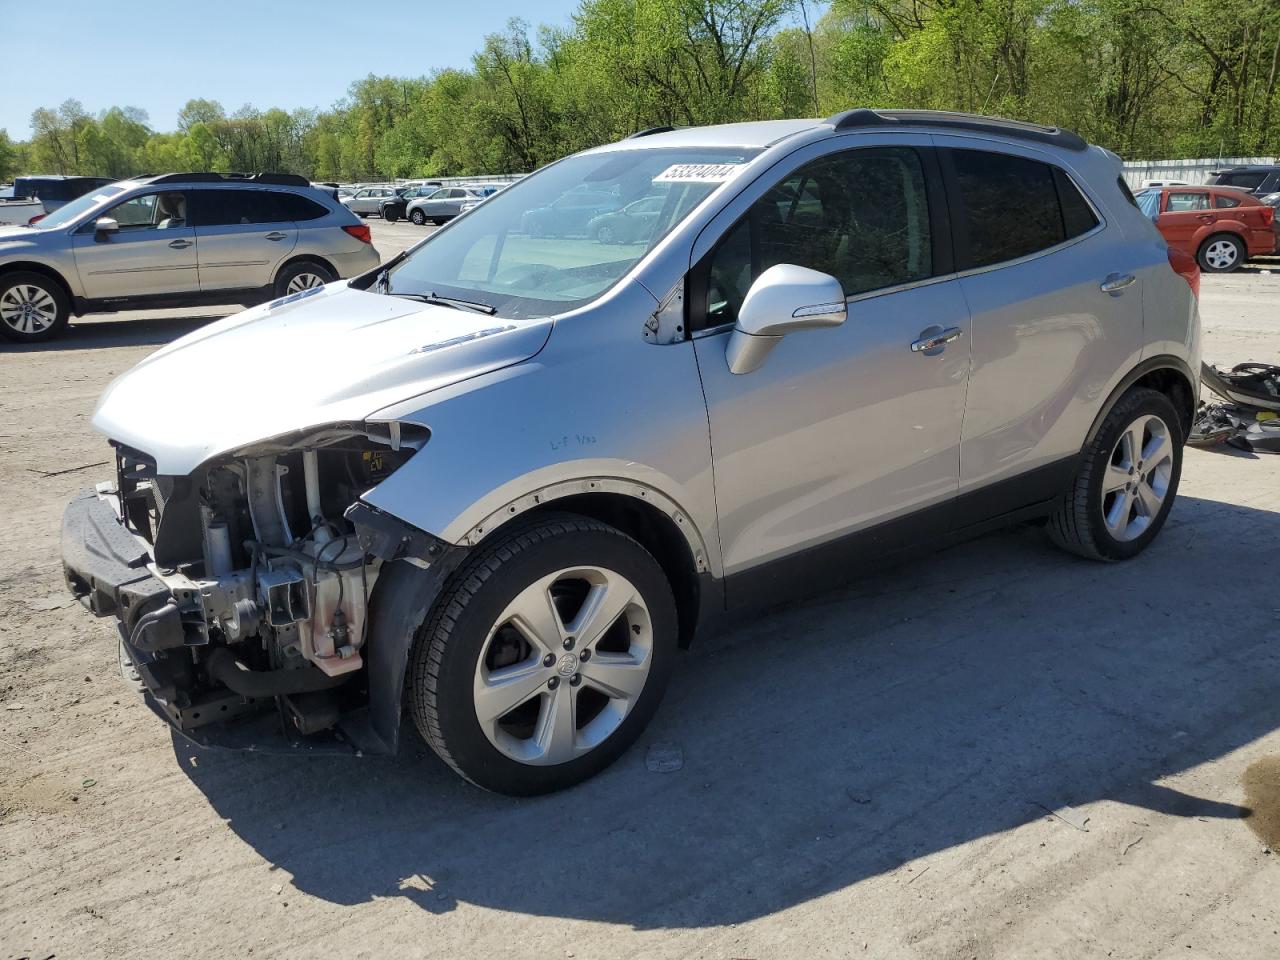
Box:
[27,213,45,225]
[342,224,372,244]
[1260,206,1275,227]
[1167,245,1200,299]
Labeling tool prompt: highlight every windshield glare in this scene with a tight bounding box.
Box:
[386,148,759,317]
[32,185,127,230]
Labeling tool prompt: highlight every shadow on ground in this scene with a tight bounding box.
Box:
[176,494,1279,927]
[2,313,228,352]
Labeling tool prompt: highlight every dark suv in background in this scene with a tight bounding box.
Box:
[1208,165,1280,196]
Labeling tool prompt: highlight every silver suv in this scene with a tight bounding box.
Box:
[0,173,380,342]
[61,111,1200,795]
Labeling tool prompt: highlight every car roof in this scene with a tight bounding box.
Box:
[591,119,822,152]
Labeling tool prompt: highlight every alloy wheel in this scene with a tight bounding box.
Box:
[1100,413,1174,542]
[472,565,653,765]
[1204,239,1239,270]
[285,272,326,294]
[0,283,58,335]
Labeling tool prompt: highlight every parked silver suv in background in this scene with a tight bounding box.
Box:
[0,172,381,342]
[62,111,1199,795]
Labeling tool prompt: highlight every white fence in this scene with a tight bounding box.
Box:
[1120,156,1276,188]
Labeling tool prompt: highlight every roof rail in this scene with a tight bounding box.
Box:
[628,126,676,139]
[824,108,1088,152]
[143,172,313,187]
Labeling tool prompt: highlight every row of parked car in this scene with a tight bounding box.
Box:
[339,182,501,225]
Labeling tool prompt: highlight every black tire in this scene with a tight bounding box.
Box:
[409,209,427,226]
[383,208,399,223]
[0,270,71,343]
[1048,387,1184,561]
[408,513,678,795]
[273,260,336,298]
[1197,233,1244,272]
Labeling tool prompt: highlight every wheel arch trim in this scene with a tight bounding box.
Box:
[1083,355,1197,449]
[275,253,338,287]
[0,260,78,311]
[461,476,711,575]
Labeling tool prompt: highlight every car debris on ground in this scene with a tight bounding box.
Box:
[1190,362,1280,452]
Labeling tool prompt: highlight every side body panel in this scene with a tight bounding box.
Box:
[933,134,1147,494]
[196,221,298,291]
[363,280,724,576]
[694,278,971,576]
[71,223,200,298]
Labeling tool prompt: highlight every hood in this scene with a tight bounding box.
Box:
[0,225,44,249]
[93,283,552,474]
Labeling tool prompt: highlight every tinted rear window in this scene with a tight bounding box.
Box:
[1213,171,1267,190]
[276,192,329,221]
[13,177,107,202]
[948,150,1095,269]
[190,189,288,226]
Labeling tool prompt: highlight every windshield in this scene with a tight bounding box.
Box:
[385,147,759,317]
[1134,189,1161,220]
[31,185,127,230]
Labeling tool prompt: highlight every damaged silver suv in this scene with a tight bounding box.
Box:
[62,111,1201,795]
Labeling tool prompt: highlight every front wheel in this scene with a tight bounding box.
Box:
[1048,387,1184,561]
[383,208,399,223]
[0,271,70,343]
[409,209,427,226]
[1198,234,1243,272]
[408,514,678,795]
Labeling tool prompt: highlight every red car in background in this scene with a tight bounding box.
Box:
[1134,184,1277,272]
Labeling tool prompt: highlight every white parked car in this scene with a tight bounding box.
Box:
[342,186,399,217]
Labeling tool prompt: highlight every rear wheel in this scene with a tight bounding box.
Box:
[1198,233,1243,272]
[409,208,427,226]
[0,271,70,343]
[408,514,678,795]
[273,261,335,298]
[1048,387,1183,561]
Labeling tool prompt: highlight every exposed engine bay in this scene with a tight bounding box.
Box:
[64,422,430,741]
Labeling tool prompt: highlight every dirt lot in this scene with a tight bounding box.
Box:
[2,228,1278,960]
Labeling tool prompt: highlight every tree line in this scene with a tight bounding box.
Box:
[2,0,1277,184]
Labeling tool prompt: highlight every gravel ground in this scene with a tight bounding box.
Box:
[1,227,1277,960]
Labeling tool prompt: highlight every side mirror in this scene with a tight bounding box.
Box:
[725,264,846,374]
[93,217,119,240]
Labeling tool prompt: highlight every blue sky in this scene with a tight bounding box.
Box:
[0,0,582,138]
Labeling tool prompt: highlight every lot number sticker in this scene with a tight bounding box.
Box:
[654,163,742,183]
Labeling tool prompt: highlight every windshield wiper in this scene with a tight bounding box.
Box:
[390,291,497,315]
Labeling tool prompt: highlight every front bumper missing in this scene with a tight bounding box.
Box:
[61,488,169,634]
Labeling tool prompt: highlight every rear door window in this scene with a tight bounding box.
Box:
[946,150,1096,268]
[1167,192,1208,212]
[190,189,288,226]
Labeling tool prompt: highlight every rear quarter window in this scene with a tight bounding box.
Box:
[276,192,329,221]
[947,149,1095,269]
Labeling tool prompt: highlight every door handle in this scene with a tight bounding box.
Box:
[264,231,288,241]
[910,326,964,354]
[1196,214,1215,222]
[167,239,193,249]
[1099,272,1136,294]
